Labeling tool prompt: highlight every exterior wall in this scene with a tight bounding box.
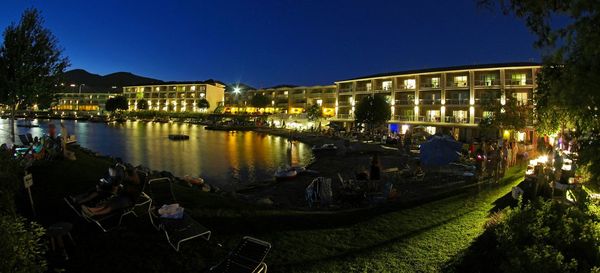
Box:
[333,65,540,138]
[122,83,225,112]
[223,85,336,117]
[52,93,116,112]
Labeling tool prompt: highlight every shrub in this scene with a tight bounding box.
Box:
[0,214,47,273]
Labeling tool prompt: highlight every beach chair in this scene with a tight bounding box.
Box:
[209,236,272,273]
[79,167,150,232]
[18,134,31,146]
[117,169,152,225]
[147,177,211,251]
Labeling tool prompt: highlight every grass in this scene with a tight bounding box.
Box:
[27,147,525,273]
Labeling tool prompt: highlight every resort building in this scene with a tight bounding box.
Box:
[225,85,337,117]
[52,92,117,113]
[333,62,541,141]
[122,81,225,113]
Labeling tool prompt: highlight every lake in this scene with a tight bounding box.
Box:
[0,118,313,190]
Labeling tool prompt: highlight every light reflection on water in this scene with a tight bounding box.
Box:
[0,118,313,189]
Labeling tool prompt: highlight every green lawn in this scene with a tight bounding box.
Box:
[28,148,525,273]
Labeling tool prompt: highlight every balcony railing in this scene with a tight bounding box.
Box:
[446,82,469,88]
[355,87,371,92]
[393,115,414,121]
[419,99,442,105]
[338,87,353,93]
[336,113,353,119]
[373,87,393,92]
[445,116,469,124]
[396,84,416,90]
[444,98,470,105]
[337,101,351,107]
[420,83,440,89]
[474,98,500,105]
[505,79,534,86]
[395,99,415,106]
[474,79,501,86]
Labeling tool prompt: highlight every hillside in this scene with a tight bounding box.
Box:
[63,69,163,93]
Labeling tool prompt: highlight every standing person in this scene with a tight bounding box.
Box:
[369,154,381,192]
[60,122,68,155]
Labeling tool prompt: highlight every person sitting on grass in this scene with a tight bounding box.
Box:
[81,167,141,217]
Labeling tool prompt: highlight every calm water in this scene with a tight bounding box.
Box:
[0,118,313,189]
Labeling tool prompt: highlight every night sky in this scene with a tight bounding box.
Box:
[1,0,539,88]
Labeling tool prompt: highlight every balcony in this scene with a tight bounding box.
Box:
[338,87,353,93]
[444,98,470,106]
[337,101,351,107]
[373,87,393,93]
[355,87,371,92]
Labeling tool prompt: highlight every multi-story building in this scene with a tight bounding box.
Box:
[122,81,225,112]
[52,92,117,112]
[333,62,540,140]
[225,85,337,117]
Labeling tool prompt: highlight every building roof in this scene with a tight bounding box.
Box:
[336,62,541,82]
[124,79,226,88]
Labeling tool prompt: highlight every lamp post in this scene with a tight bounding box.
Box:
[79,84,85,94]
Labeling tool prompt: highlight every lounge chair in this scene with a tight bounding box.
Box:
[147,177,211,251]
[84,169,151,232]
[18,134,31,146]
[209,236,272,273]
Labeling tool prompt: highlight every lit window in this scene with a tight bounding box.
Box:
[155,87,160,91]
[431,78,440,88]
[511,73,527,85]
[382,81,393,90]
[454,76,468,87]
[512,92,528,106]
[366,82,372,91]
[191,86,196,91]
[452,110,468,123]
[426,110,440,122]
[482,74,496,86]
[403,79,416,89]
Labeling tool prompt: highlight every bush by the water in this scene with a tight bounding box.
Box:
[449,198,600,273]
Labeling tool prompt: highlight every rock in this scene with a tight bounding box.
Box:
[256,197,274,206]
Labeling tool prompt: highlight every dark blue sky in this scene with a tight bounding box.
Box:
[1,0,539,88]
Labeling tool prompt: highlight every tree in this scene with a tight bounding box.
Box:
[480,0,600,183]
[354,94,391,132]
[478,98,529,139]
[306,103,323,122]
[136,99,148,110]
[0,8,69,142]
[105,96,128,112]
[250,94,269,109]
[197,98,210,111]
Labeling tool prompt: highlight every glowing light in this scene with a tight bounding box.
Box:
[233,87,241,94]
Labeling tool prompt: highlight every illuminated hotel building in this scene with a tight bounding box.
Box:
[225,85,337,117]
[333,62,540,140]
[53,93,117,112]
[122,81,225,112]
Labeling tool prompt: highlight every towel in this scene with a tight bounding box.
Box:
[158,203,184,219]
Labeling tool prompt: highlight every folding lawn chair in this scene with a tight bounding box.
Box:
[209,236,272,273]
[147,177,211,251]
[117,169,152,225]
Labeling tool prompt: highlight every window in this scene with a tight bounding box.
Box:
[403,79,416,89]
[511,73,527,85]
[366,82,372,91]
[191,86,196,91]
[382,81,393,90]
[453,76,468,87]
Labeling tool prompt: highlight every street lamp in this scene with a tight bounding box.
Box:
[79,84,85,94]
